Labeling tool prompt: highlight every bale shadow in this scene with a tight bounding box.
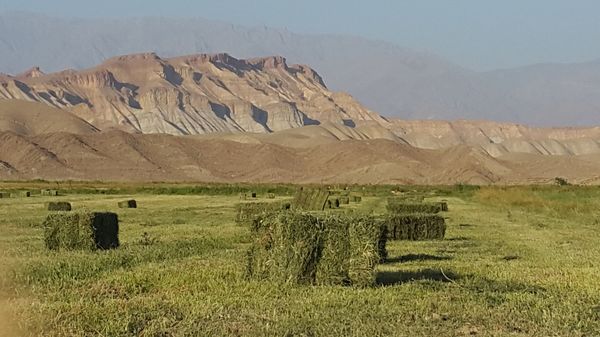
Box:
[376,268,460,286]
[385,254,453,264]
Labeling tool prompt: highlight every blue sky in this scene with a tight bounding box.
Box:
[1,0,599,70]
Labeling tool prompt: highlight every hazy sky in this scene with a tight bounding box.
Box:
[1,0,599,70]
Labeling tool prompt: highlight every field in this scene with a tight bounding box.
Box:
[0,183,599,336]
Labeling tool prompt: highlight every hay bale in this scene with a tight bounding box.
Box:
[0,192,11,198]
[326,198,340,209]
[246,211,387,287]
[41,189,59,196]
[239,193,247,200]
[11,191,30,198]
[235,201,291,225]
[339,196,350,205]
[382,214,446,240]
[118,200,137,208]
[251,192,257,198]
[292,188,330,211]
[43,211,119,251]
[246,212,324,285]
[46,202,72,211]
[386,199,442,214]
[267,193,276,199]
[437,201,449,212]
[351,195,362,203]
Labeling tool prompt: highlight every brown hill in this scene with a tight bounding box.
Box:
[0,129,597,185]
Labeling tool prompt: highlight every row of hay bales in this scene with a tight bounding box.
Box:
[240,192,276,200]
[246,211,387,287]
[45,199,137,211]
[0,189,59,198]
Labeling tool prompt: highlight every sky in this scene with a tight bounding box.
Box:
[1,0,599,70]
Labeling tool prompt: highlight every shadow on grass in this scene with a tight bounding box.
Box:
[385,254,453,264]
[377,268,547,296]
[376,268,460,286]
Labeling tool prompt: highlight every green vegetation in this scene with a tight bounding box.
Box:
[0,183,599,336]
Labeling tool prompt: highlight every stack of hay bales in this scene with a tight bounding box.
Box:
[43,211,119,251]
[118,200,137,208]
[246,211,387,287]
[235,201,291,225]
[384,197,448,241]
[46,202,72,211]
[41,189,59,196]
[292,188,330,211]
[0,192,11,198]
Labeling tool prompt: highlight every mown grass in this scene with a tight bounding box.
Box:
[0,185,599,336]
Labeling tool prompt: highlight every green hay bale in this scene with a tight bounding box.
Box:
[326,198,340,209]
[292,188,330,211]
[437,201,449,212]
[118,200,137,208]
[246,212,324,285]
[339,196,350,205]
[43,211,119,251]
[0,192,11,198]
[351,195,362,203]
[383,214,446,241]
[11,191,30,198]
[386,199,442,214]
[46,202,72,211]
[267,193,276,199]
[246,211,387,287]
[239,193,247,200]
[235,201,291,225]
[41,189,59,196]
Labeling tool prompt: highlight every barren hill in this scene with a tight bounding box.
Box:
[0,53,386,135]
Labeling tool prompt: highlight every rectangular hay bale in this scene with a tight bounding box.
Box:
[235,201,291,225]
[382,214,446,241]
[292,188,330,211]
[118,200,137,208]
[386,199,442,214]
[41,189,59,196]
[46,202,72,211]
[43,211,119,251]
[0,192,11,198]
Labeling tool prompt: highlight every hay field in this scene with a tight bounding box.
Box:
[0,184,599,336]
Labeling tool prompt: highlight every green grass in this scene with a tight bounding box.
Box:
[0,185,599,336]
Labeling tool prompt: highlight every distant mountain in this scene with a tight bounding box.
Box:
[0,52,385,134]
[2,12,600,126]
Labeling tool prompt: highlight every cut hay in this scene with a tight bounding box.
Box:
[382,214,446,240]
[386,199,442,214]
[41,189,59,196]
[118,200,137,208]
[0,192,11,198]
[235,201,291,225]
[292,188,330,211]
[246,211,387,287]
[43,211,119,251]
[46,202,72,211]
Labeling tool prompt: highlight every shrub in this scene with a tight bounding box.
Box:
[43,212,120,251]
[382,214,446,240]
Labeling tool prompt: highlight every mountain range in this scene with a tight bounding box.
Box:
[2,12,600,127]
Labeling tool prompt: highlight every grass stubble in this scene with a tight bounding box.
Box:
[0,184,598,336]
